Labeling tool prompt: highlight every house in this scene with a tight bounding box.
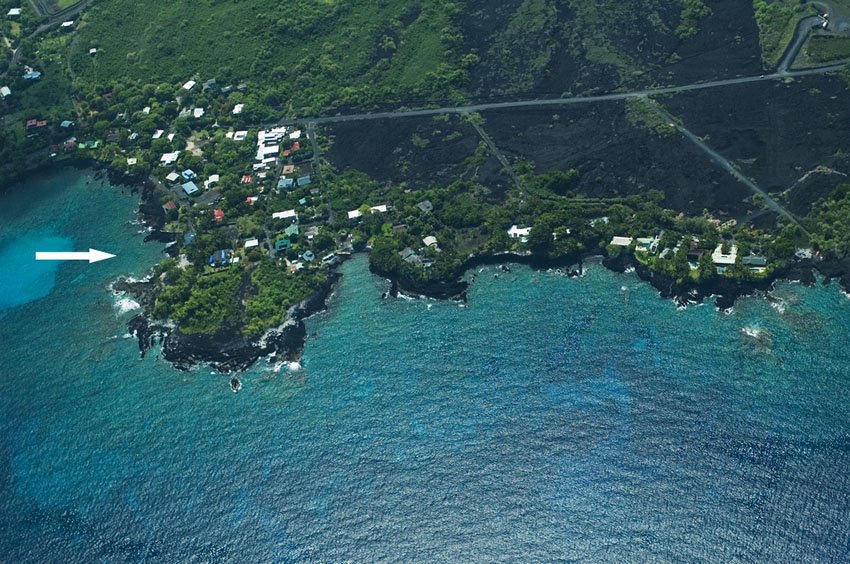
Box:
[246,196,258,205]
[272,209,297,221]
[423,236,439,248]
[79,140,99,149]
[152,129,165,139]
[284,224,300,238]
[275,239,291,251]
[213,209,224,223]
[233,130,248,141]
[297,175,311,186]
[23,71,42,81]
[160,151,180,165]
[0,86,10,98]
[63,120,79,130]
[298,197,308,206]
[60,20,74,30]
[416,200,434,213]
[203,79,217,90]
[610,236,633,247]
[89,48,97,56]
[7,8,21,17]
[164,200,177,211]
[282,165,295,174]
[26,119,37,128]
[63,137,77,151]
[508,225,531,239]
[167,133,176,142]
[371,204,388,213]
[193,108,205,118]
[289,130,302,140]
[232,104,244,115]
[127,158,138,166]
[302,251,316,262]
[181,169,197,181]
[241,174,253,184]
[711,244,738,266]
[292,141,301,151]
[393,224,407,234]
[182,181,199,196]
[128,132,139,141]
[165,171,181,183]
[348,209,363,220]
[277,177,294,191]
[209,249,233,268]
[204,174,219,189]
[182,80,196,91]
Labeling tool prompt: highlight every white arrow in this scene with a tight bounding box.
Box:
[35,248,116,264]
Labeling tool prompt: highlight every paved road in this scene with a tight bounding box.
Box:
[644,101,811,236]
[281,65,847,126]
[777,15,822,73]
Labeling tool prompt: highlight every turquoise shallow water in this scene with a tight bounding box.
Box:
[1,172,850,562]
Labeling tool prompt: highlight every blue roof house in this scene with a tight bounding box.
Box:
[182,169,197,181]
[182,181,199,196]
[296,175,312,187]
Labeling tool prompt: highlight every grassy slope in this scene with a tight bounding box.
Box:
[70,0,465,111]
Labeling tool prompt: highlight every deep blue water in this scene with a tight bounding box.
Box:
[1,172,850,562]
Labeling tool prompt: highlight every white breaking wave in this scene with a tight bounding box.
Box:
[114,297,141,314]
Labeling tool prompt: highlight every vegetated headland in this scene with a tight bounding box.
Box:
[3,0,850,371]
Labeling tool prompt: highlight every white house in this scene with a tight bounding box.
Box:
[244,239,259,250]
[610,236,633,247]
[423,236,439,247]
[347,210,363,219]
[0,86,10,98]
[152,129,165,139]
[233,130,248,141]
[182,80,196,91]
[508,225,531,239]
[272,209,297,221]
[371,204,388,213]
[711,244,738,265]
[232,103,244,115]
[127,158,138,166]
[60,20,74,29]
[204,174,220,189]
[165,171,180,183]
[289,130,302,140]
[7,8,21,17]
[193,107,205,118]
[160,151,179,165]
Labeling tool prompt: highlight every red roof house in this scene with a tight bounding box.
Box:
[164,200,177,211]
[213,209,225,223]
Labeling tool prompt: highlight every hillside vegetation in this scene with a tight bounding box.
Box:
[70,0,471,113]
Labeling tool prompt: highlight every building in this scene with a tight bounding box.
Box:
[152,129,165,139]
[244,239,259,250]
[348,209,363,220]
[371,205,388,213]
[284,224,300,238]
[277,177,294,191]
[209,249,233,268]
[7,8,21,17]
[165,171,180,183]
[23,70,41,81]
[423,236,439,248]
[181,169,197,181]
[232,104,244,115]
[635,236,659,254]
[275,239,291,251]
[182,80,196,91]
[164,200,177,211]
[296,175,312,187]
[508,225,531,239]
[127,158,138,166]
[182,182,199,196]
[193,108,205,118]
[272,209,297,221]
[0,86,10,98]
[213,209,224,223]
[610,236,633,247]
[60,20,74,30]
[60,120,74,128]
[302,251,316,262]
[89,48,97,56]
[160,151,179,166]
[711,244,738,266]
[416,200,434,213]
[246,196,258,205]
[204,174,220,189]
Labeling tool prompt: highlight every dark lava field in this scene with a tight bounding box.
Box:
[323,0,850,222]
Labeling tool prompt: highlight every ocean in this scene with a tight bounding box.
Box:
[1,171,850,562]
